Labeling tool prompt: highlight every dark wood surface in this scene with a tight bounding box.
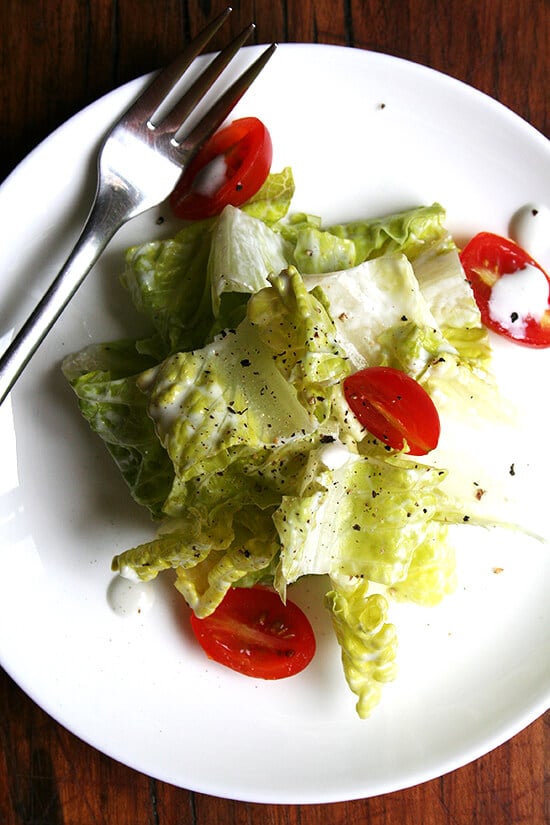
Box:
[1,2,548,823]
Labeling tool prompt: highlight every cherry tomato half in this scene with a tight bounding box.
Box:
[170,117,272,220]
[343,366,440,456]
[190,587,316,679]
[460,231,550,347]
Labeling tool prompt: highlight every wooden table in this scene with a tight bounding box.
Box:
[1,2,548,823]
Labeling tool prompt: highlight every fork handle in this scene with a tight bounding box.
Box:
[0,189,124,406]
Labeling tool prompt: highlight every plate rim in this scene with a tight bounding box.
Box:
[0,42,549,804]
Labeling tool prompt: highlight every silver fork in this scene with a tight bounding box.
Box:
[0,7,275,406]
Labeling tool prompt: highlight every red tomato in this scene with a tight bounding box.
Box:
[343,366,440,456]
[190,587,316,679]
[460,231,550,347]
[170,117,272,220]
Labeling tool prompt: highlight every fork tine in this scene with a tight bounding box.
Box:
[152,22,256,134]
[173,43,277,153]
[126,6,233,124]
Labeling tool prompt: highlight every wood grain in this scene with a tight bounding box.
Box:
[0,1,548,823]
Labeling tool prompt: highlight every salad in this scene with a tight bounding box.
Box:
[62,118,550,718]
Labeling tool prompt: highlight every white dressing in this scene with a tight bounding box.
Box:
[509,203,550,268]
[318,439,358,471]
[192,154,228,197]
[488,263,549,337]
[107,574,156,617]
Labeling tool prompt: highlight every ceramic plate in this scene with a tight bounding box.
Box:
[0,44,549,804]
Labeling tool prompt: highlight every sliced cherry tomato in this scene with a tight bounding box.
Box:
[170,117,272,220]
[343,366,440,456]
[190,587,316,679]
[460,231,550,347]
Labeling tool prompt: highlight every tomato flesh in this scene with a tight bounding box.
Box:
[343,366,440,456]
[170,117,272,220]
[460,231,550,347]
[190,587,316,679]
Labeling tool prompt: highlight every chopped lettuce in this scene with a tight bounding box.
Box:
[208,205,291,318]
[62,341,174,519]
[303,254,453,373]
[240,166,295,223]
[113,505,280,617]
[388,522,457,606]
[247,267,350,422]
[326,576,398,718]
[327,202,452,263]
[121,169,296,359]
[273,449,455,592]
[281,212,356,274]
[122,218,215,359]
[64,190,508,719]
[137,267,349,485]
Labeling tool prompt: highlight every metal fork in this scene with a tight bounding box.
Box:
[0,7,275,406]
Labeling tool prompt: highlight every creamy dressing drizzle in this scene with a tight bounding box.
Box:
[509,203,550,268]
[107,574,156,617]
[192,154,228,197]
[488,264,549,337]
[318,440,358,470]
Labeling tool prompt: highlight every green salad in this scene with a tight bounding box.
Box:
[63,168,503,717]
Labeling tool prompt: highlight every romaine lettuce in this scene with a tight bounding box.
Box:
[64,191,508,719]
[273,448,455,591]
[62,341,174,518]
[326,576,398,718]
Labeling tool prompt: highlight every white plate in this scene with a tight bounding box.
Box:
[0,44,549,805]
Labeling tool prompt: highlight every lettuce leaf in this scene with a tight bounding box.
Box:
[273,448,454,591]
[325,576,398,718]
[280,212,356,274]
[241,166,295,223]
[112,505,280,617]
[137,318,316,484]
[122,218,215,359]
[62,341,174,518]
[327,202,451,263]
[208,205,292,317]
[388,521,457,606]
[120,169,296,360]
[304,254,453,374]
[247,267,351,422]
